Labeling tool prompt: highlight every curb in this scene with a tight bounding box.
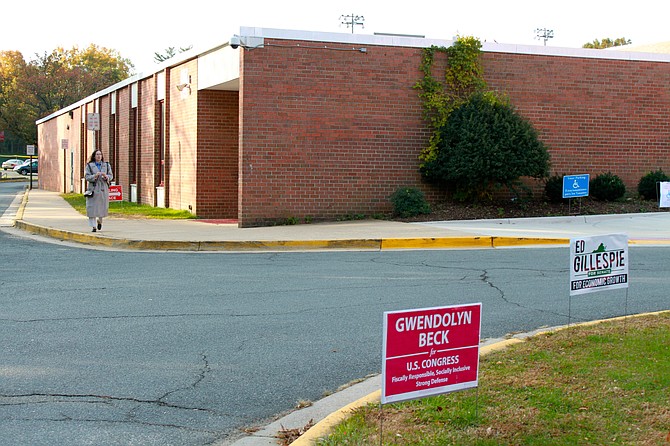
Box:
[14,220,383,251]
[13,220,573,251]
[16,186,28,221]
[15,219,670,250]
[290,310,670,445]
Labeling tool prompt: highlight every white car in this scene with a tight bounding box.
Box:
[14,159,38,175]
[2,159,23,170]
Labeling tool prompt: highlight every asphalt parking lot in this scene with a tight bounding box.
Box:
[1,169,35,180]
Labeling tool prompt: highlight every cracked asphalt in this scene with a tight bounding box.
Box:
[1,183,669,445]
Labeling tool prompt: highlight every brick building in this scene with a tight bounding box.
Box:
[36,27,670,227]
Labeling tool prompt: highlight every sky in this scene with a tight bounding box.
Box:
[3,0,668,73]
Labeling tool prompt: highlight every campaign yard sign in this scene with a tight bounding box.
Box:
[382,303,481,404]
[108,185,123,201]
[570,234,628,296]
[660,182,670,208]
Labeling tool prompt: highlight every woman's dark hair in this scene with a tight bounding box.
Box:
[88,150,104,163]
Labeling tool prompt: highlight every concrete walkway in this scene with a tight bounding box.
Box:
[9,188,670,251]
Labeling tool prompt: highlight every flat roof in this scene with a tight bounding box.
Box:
[36,26,670,125]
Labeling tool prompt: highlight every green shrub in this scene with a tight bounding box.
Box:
[544,175,566,203]
[390,187,431,218]
[421,93,550,202]
[590,172,626,201]
[637,169,669,200]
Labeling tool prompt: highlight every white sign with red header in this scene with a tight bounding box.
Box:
[87,113,100,131]
[108,185,123,201]
[382,303,482,404]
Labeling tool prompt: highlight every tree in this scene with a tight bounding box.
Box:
[0,45,133,147]
[24,45,133,117]
[0,51,35,147]
[583,37,631,49]
[154,46,193,64]
[73,44,134,88]
[421,93,550,201]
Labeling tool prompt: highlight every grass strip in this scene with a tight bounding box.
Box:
[62,193,195,219]
[319,312,670,445]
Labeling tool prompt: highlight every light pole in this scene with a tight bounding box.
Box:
[340,13,365,33]
[534,28,554,46]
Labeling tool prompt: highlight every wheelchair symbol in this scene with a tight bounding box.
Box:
[573,179,580,188]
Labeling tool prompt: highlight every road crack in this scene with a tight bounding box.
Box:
[0,392,216,414]
[479,269,569,319]
[159,353,211,403]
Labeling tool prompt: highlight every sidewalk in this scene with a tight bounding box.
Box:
[9,188,670,251]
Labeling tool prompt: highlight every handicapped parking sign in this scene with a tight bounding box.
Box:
[562,174,589,199]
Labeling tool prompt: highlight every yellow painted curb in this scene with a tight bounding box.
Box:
[381,236,492,249]
[381,236,570,250]
[198,239,382,251]
[291,310,670,445]
[290,390,383,446]
[492,236,569,247]
[630,239,670,245]
[13,221,384,251]
[14,220,669,252]
[16,186,29,221]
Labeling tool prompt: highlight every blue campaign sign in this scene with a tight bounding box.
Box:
[563,174,590,198]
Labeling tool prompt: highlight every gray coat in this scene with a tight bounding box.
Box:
[85,162,114,218]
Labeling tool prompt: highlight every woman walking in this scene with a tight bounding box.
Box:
[84,150,113,232]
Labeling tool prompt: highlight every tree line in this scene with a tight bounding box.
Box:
[0,45,133,154]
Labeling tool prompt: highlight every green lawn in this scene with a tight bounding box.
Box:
[318,312,670,445]
[61,193,196,219]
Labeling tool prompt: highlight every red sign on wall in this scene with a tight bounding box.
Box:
[382,303,481,404]
[109,185,123,201]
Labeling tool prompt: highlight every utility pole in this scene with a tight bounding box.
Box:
[340,13,365,33]
[534,28,554,46]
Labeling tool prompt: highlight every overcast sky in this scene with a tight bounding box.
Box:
[4,0,667,73]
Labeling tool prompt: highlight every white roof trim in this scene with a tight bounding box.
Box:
[241,26,670,63]
[36,26,670,125]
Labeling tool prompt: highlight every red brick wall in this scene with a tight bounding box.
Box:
[99,96,110,157]
[482,51,670,187]
[138,76,157,205]
[238,40,670,226]
[37,118,60,191]
[239,41,432,227]
[65,108,80,193]
[117,87,131,193]
[168,60,198,214]
[196,90,239,218]
[36,37,670,227]
[83,102,99,175]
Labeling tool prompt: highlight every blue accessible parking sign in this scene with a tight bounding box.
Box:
[562,174,590,198]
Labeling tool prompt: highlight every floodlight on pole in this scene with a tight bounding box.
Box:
[534,28,554,46]
[340,13,365,33]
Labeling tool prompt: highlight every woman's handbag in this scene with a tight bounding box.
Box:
[84,189,94,197]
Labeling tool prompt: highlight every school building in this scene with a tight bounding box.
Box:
[36,27,670,227]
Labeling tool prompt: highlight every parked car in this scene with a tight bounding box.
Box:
[2,159,23,170]
[14,160,38,175]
